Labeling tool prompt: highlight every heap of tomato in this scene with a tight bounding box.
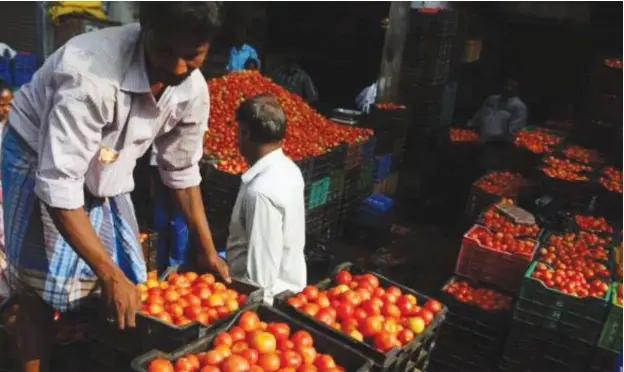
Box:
[466,225,536,256]
[599,166,623,194]
[204,71,373,174]
[480,208,540,238]
[541,156,592,182]
[137,272,248,327]
[531,262,610,298]
[474,172,526,197]
[285,271,443,353]
[514,128,562,154]
[562,145,600,165]
[443,279,512,311]
[449,128,479,143]
[148,310,348,372]
[575,214,614,234]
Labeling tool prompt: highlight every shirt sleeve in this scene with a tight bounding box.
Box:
[508,101,528,135]
[153,83,209,190]
[244,190,284,298]
[302,72,319,102]
[35,70,110,209]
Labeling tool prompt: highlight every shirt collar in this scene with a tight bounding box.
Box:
[241,148,284,184]
[120,39,151,94]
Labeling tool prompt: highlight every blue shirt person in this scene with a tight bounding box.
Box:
[226,27,259,72]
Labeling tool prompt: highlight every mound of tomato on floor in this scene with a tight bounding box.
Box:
[147,310,348,372]
[285,271,444,353]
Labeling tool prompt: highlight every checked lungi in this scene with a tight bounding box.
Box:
[1,126,147,312]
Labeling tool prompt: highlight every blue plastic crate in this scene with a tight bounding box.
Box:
[374,153,393,181]
[0,57,11,86]
[357,193,394,228]
[13,53,36,87]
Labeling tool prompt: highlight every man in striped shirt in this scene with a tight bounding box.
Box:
[270,54,318,103]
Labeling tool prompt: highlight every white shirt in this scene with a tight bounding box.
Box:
[355,81,378,114]
[226,149,306,304]
[469,95,527,139]
[7,23,209,210]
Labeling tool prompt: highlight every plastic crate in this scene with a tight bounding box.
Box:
[598,282,623,352]
[294,156,314,181]
[500,318,593,372]
[306,204,326,237]
[0,57,11,86]
[374,153,393,181]
[139,229,158,273]
[362,136,377,164]
[588,344,621,372]
[12,52,36,87]
[514,262,611,344]
[274,262,447,371]
[307,176,331,210]
[109,265,264,354]
[131,305,373,372]
[310,145,346,180]
[358,160,375,193]
[345,141,364,170]
[455,225,538,291]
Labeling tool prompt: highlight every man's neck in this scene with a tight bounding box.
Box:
[246,144,281,166]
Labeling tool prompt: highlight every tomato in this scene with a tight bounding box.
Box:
[335,302,354,321]
[334,271,352,285]
[281,350,303,369]
[423,299,442,313]
[397,329,415,345]
[174,357,194,371]
[229,326,247,342]
[221,355,251,372]
[359,316,383,337]
[291,330,314,348]
[298,346,317,366]
[148,359,174,372]
[373,332,398,353]
[250,331,277,354]
[239,311,261,333]
[257,352,281,372]
[267,322,291,340]
[302,286,320,301]
[314,354,336,370]
[241,348,259,365]
[231,341,249,355]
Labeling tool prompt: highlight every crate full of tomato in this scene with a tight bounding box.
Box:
[464,172,526,219]
[274,262,446,371]
[133,305,373,372]
[429,277,513,372]
[476,204,543,239]
[598,282,622,352]
[128,266,263,353]
[514,261,611,344]
[511,126,565,174]
[455,224,538,292]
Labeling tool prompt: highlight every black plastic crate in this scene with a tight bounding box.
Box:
[295,156,315,181]
[310,145,347,181]
[306,204,327,237]
[274,262,447,371]
[502,318,593,368]
[588,345,621,372]
[131,305,373,372]
[103,265,264,354]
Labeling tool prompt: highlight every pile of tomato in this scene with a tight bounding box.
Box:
[562,145,600,165]
[474,171,526,197]
[575,214,614,234]
[137,272,248,327]
[466,225,537,257]
[480,208,540,238]
[285,271,443,353]
[204,71,373,174]
[615,283,623,306]
[375,103,406,110]
[538,234,611,279]
[147,310,349,372]
[541,156,592,182]
[514,128,562,154]
[449,128,479,143]
[531,262,610,299]
[443,279,512,311]
[599,166,623,194]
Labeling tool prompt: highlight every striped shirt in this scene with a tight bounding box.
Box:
[7,23,209,210]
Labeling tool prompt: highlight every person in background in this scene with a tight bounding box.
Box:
[469,77,528,141]
[1,3,230,371]
[150,146,190,272]
[0,81,12,125]
[244,57,260,71]
[468,77,527,170]
[270,53,318,103]
[226,26,259,72]
[226,94,306,304]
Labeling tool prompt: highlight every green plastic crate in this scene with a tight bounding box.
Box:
[308,177,330,210]
[514,262,611,344]
[598,282,622,352]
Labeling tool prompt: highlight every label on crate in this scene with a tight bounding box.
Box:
[495,204,536,225]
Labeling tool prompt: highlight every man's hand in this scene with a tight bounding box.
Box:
[198,250,231,284]
[102,271,142,330]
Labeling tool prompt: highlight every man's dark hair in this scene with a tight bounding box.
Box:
[244,58,259,70]
[0,80,10,93]
[237,94,286,143]
[139,2,223,40]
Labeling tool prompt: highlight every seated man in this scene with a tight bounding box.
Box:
[226,94,306,303]
[270,53,318,103]
[469,77,528,170]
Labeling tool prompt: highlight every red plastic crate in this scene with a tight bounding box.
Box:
[455,225,538,292]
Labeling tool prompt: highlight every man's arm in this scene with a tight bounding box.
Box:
[468,96,492,129]
[37,71,140,329]
[508,100,528,135]
[243,191,284,297]
[301,72,319,103]
[153,78,230,282]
